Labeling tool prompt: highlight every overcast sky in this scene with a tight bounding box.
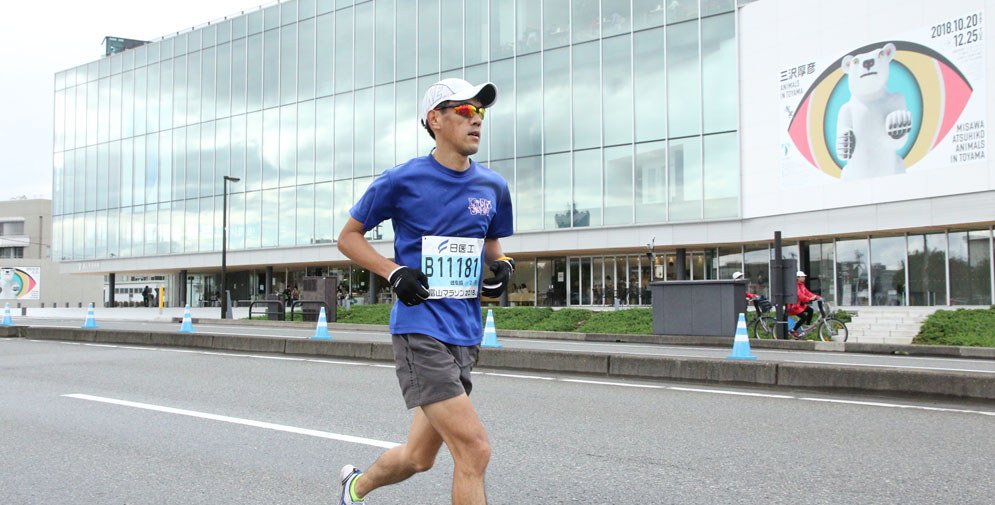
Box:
[0,0,264,201]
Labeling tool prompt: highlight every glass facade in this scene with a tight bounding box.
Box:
[51,0,739,263]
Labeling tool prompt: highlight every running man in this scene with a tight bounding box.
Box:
[336,78,513,505]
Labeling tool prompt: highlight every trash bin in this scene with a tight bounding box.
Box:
[649,280,746,336]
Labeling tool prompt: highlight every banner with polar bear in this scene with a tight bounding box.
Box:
[780,12,986,187]
[0,267,40,300]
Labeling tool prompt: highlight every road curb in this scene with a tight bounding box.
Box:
[17,326,995,402]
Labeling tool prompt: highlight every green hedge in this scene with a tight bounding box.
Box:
[575,308,653,335]
[914,308,995,347]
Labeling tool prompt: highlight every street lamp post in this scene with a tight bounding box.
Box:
[221,175,241,319]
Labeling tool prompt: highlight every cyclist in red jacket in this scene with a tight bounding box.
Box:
[787,270,820,338]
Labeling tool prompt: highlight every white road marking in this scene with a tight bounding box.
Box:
[484,372,556,380]
[561,378,666,389]
[788,360,995,374]
[63,393,400,449]
[799,397,995,417]
[668,386,794,399]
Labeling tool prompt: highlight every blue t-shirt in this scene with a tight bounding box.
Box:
[349,155,514,346]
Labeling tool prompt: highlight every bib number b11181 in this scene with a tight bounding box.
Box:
[421,236,485,299]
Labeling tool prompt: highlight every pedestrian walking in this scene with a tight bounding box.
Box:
[336,78,511,505]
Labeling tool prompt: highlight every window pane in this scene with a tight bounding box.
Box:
[516,0,540,54]
[634,0,667,30]
[635,140,666,223]
[316,12,334,97]
[744,244,769,299]
[232,38,247,114]
[297,184,314,245]
[333,179,352,241]
[109,75,121,141]
[335,93,353,180]
[489,59,514,160]
[280,105,297,186]
[186,125,200,198]
[281,24,297,105]
[355,88,374,177]
[516,53,541,157]
[949,230,992,305]
[122,139,133,208]
[702,132,738,219]
[315,182,334,243]
[870,236,907,306]
[396,0,416,79]
[490,0,514,60]
[231,114,246,185]
[375,0,395,84]
[572,0,600,43]
[702,0,734,16]
[808,242,836,304]
[355,2,374,89]
[395,79,417,163]
[668,136,701,220]
[246,111,263,191]
[145,135,158,204]
[374,83,395,173]
[667,20,700,138]
[418,0,440,75]
[261,189,278,247]
[602,0,631,37]
[836,238,870,306]
[604,145,633,225]
[543,48,570,153]
[543,0,569,49]
[216,43,231,118]
[145,66,158,133]
[668,0,699,24]
[247,34,263,111]
[441,0,463,70]
[573,149,601,227]
[279,187,295,246]
[163,57,178,129]
[157,132,171,203]
[264,29,280,108]
[244,190,261,248]
[544,153,570,229]
[490,158,515,226]
[298,100,315,184]
[465,0,488,66]
[702,13,736,133]
[335,8,354,93]
[316,96,334,181]
[516,156,541,231]
[281,0,298,24]
[263,108,280,188]
[603,35,632,146]
[298,19,316,101]
[718,246,743,282]
[216,119,230,194]
[171,200,184,254]
[228,191,244,251]
[572,42,600,150]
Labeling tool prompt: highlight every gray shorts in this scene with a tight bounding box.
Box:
[391,333,479,409]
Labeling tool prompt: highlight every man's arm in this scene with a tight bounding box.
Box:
[483,238,505,265]
[337,217,398,279]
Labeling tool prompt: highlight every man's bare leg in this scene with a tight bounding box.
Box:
[420,394,491,505]
[352,407,444,498]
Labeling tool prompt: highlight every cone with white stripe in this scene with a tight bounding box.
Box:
[1,303,13,326]
[178,304,195,333]
[312,306,331,339]
[727,313,756,360]
[81,302,98,329]
[481,309,502,348]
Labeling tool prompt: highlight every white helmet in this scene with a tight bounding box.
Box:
[796,270,807,277]
[732,271,744,280]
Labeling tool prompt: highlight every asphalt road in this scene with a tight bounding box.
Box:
[2,337,994,504]
[14,317,995,375]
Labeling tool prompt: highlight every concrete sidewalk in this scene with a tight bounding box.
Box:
[4,325,993,402]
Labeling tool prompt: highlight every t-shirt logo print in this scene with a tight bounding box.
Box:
[468,197,493,216]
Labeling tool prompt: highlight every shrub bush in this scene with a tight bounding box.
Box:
[576,308,653,335]
[914,308,995,347]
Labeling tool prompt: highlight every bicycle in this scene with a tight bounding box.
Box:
[746,295,777,339]
[790,298,848,342]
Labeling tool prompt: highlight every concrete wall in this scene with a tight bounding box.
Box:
[1,199,102,308]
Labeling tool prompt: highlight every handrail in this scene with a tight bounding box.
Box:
[287,300,332,322]
[248,300,285,320]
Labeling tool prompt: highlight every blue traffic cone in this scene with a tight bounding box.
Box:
[727,313,756,360]
[1,303,13,326]
[481,309,502,348]
[178,304,195,333]
[81,303,99,329]
[312,307,331,339]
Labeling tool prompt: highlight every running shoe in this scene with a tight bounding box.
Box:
[340,464,365,504]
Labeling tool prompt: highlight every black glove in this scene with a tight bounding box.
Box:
[388,266,430,306]
[481,257,515,298]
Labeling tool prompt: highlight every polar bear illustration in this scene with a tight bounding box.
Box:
[0,268,19,299]
[836,43,913,180]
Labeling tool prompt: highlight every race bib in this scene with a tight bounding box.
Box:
[421,236,485,299]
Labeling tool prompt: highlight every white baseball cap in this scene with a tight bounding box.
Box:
[732,271,744,280]
[420,78,498,127]
[797,270,807,277]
